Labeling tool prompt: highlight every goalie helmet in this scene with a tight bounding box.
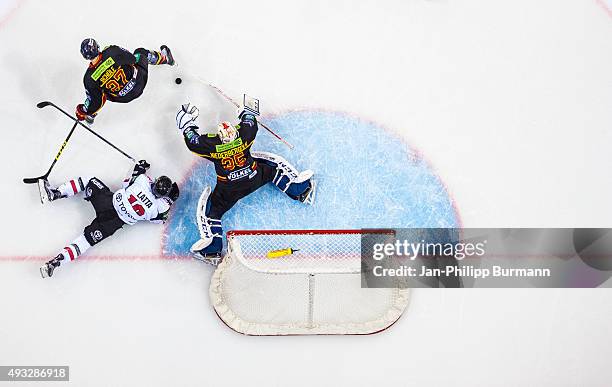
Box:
[80,38,100,60]
[152,176,172,198]
[218,121,238,144]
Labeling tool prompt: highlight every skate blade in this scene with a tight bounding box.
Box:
[37,179,48,205]
[302,180,317,205]
[40,265,49,278]
[192,252,222,267]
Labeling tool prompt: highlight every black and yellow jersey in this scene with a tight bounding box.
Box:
[82,45,138,114]
[183,114,259,182]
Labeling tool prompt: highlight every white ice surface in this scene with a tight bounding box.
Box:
[1,0,612,386]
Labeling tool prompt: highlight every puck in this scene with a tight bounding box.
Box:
[175,77,182,84]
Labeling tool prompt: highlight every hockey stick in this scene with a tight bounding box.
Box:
[212,85,294,149]
[179,69,295,149]
[36,101,136,162]
[23,121,78,184]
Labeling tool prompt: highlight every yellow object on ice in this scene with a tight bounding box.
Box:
[266,248,299,259]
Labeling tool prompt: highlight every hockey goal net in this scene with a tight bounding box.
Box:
[209,229,410,335]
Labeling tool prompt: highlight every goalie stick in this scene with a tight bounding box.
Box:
[177,68,295,149]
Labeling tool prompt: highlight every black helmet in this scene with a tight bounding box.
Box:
[152,176,172,198]
[80,38,99,60]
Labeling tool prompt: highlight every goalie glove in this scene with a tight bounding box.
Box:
[176,103,199,132]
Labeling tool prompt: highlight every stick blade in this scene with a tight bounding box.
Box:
[23,176,43,184]
[36,101,52,108]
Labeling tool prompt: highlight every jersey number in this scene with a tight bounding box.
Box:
[104,67,128,93]
[128,194,145,216]
[221,153,247,171]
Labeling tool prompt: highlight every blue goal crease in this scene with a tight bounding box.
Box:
[163,110,459,256]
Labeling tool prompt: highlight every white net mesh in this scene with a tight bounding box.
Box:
[209,230,410,335]
[229,230,372,274]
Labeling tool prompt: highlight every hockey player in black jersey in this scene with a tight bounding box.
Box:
[76,38,175,124]
[175,102,316,264]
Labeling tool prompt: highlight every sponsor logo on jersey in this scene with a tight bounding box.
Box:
[114,193,137,222]
[209,139,253,159]
[116,202,137,222]
[227,166,253,181]
[118,78,136,97]
[91,57,116,81]
[215,137,243,152]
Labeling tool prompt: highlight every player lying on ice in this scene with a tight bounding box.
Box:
[38,161,180,278]
[175,101,316,265]
[76,38,176,124]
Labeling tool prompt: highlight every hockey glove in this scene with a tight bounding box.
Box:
[76,104,89,121]
[176,103,199,131]
[151,209,169,224]
[133,159,150,176]
[237,107,260,121]
[168,182,180,202]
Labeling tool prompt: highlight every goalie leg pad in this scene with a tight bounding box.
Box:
[252,151,315,202]
[191,186,223,255]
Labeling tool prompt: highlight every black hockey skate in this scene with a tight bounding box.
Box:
[160,45,175,66]
[38,179,63,205]
[40,254,63,278]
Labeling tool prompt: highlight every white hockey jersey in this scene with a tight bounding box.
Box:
[112,174,171,225]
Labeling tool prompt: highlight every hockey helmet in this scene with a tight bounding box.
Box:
[218,121,238,144]
[80,38,100,60]
[152,176,172,198]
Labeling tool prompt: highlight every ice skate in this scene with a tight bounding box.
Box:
[40,254,63,278]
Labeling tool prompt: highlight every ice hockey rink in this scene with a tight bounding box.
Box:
[1,0,612,385]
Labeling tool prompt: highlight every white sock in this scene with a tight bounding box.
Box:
[58,234,91,263]
[57,177,91,198]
